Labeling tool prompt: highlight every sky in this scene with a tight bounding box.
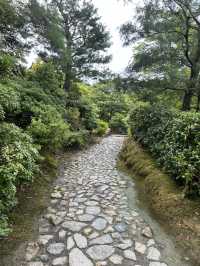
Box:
[92,0,135,73]
[28,0,137,74]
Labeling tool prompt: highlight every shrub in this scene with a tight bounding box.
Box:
[93,119,109,136]
[0,123,40,235]
[65,130,89,149]
[129,104,200,196]
[110,113,128,134]
[27,105,71,151]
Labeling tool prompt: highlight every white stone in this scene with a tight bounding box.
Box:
[38,235,53,245]
[69,248,93,266]
[67,236,75,250]
[135,242,146,254]
[86,206,101,215]
[78,214,95,222]
[59,230,67,240]
[62,221,87,232]
[87,245,114,260]
[28,263,44,266]
[47,243,65,255]
[147,247,161,261]
[109,254,123,264]
[142,227,153,238]
[92,218,107,230]
[74,233,88,248]
[123,250,137,261]
[26,242,39,261]
[52,257,68,265]
[90,234,113,245]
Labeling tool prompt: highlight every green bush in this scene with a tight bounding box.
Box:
[110,113,128,134]
[27,105,71,151]
[130,104,200,196]
[0,123,40,235]
[64,130,89,149]
[93,119,109,136]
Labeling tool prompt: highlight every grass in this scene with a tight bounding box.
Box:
[119,138,200,265]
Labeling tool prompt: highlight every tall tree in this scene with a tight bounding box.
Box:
[120,0,200,111]
[0,0,30,57]
[29,0,111,91]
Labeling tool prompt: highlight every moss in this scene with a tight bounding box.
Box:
[119,138,200,265]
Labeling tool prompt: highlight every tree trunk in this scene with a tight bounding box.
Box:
[196,94,200,112]
[182,90,193,111]
[64,72,72,91]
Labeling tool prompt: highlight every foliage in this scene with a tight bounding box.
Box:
[27,105,71,151]
[110,113,128,134]
[29,0,111,90]
[0,123,40,235]
[93,120,109,136]
[130,104,200,196]
[64,130,89,149]
[121,0,200,111]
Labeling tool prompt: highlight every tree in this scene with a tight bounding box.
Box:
[29,0,111,91]
[0,0,30,57]
[120,0,200,111]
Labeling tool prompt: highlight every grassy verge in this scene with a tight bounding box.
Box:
[119,138,200,265]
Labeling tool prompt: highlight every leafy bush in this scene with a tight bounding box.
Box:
[110,113,128,134]
[93,119,109,136]
[0,123,40,235]
[64,130,89,149]
[28,105,71,151]
[130,104,200,196]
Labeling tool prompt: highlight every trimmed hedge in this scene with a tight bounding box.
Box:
[129,104,200,196]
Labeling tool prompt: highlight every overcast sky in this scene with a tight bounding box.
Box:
[92,0,135,73]
[28,0,137,73]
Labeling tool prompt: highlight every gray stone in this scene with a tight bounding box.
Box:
[78,214,95,222]
[142,227,153,238]
[149,263,168,266]
[28,263,44,266]
[69,248,93,266]
[67,236,75,250]
[114,223,127,233]
[62,221,87,232]
[59,230,67,240]
[74,233,88,248]
[86,206,101,215]
[123,250,137,261]
[116,239,133,250]
[47,243,65,255]
[92,218,107,230]
[26,242,39,261]
[109,254,123,264]
[147,247,161,261]
[90,234,113,245]
[38,235,53,245]
[40,255,49,262]
[87,245,114,260]
[52,257,68,265]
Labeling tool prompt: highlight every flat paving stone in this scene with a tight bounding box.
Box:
[47,243,65,255]
[87,245,115,260]
[69,248,93,266]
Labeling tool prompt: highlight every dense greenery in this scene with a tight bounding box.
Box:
[120,0,200,111]
[129,104,200,197]
[1,0,200,238]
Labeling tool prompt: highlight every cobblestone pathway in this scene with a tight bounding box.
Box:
[25,135,168,266]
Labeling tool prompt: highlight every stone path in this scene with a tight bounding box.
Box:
[25,135,168,266]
